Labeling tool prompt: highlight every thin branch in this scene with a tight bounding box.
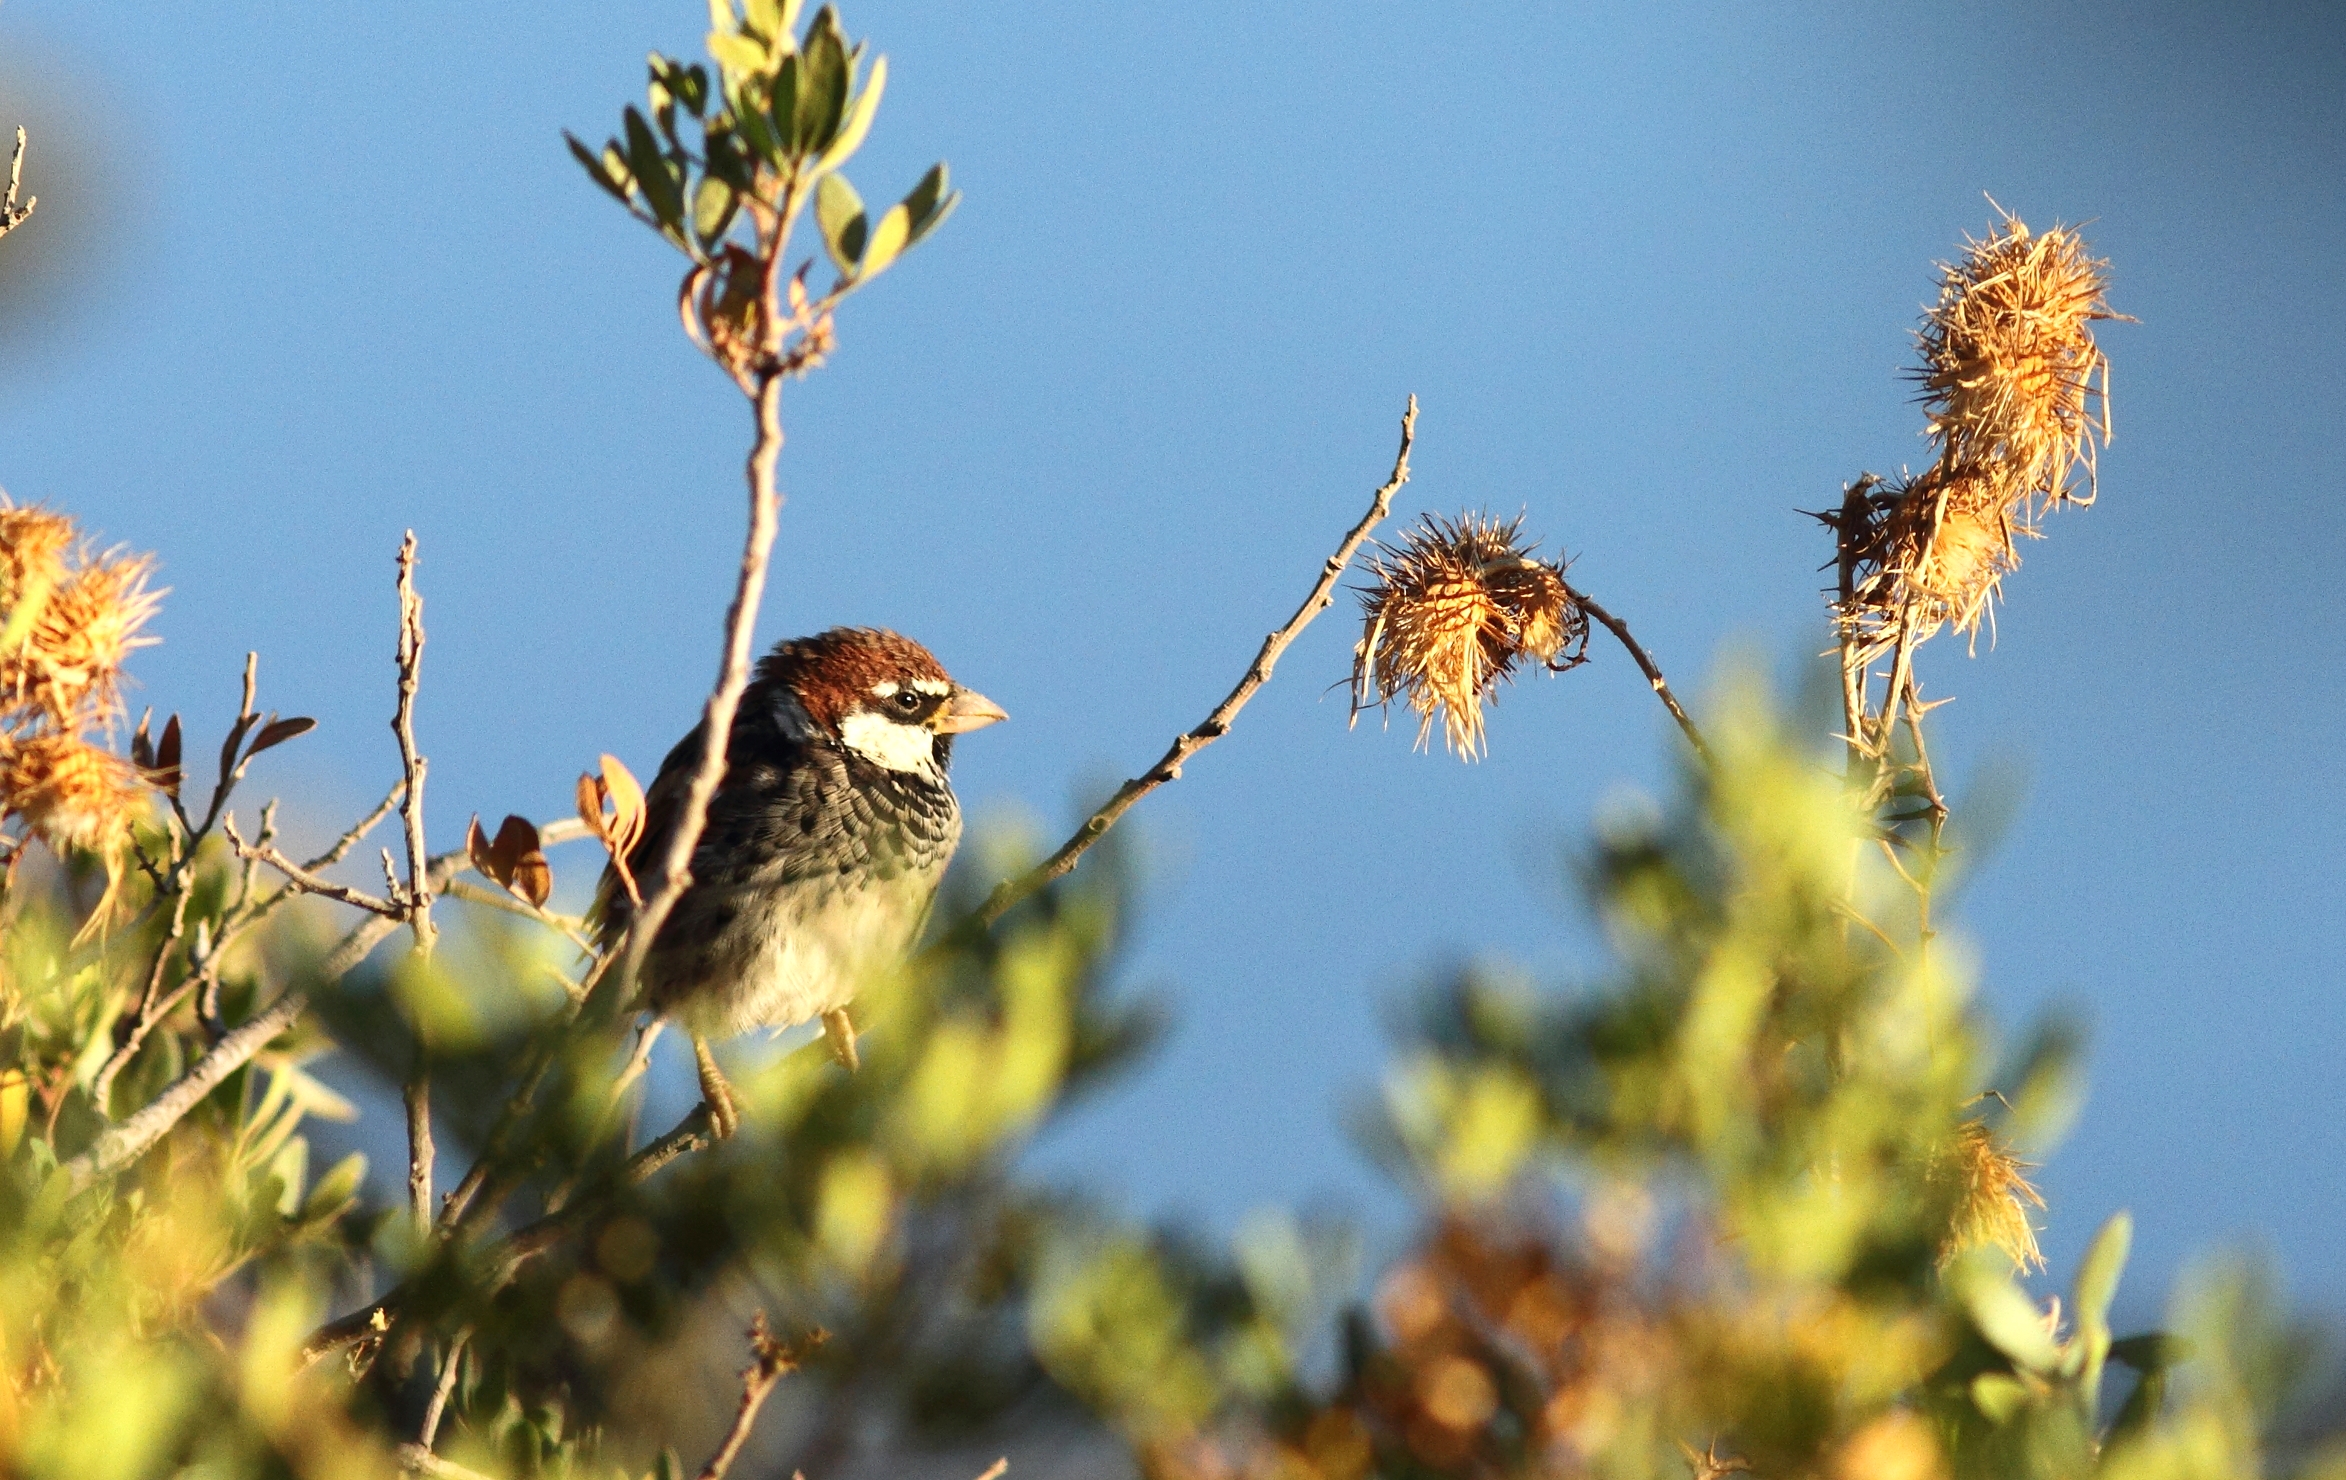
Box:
[318,779,409,870]
[1558,581,1713,767]
[224,819,402,917]
[61,849,468,1193]
[393,533,437,950]
[697,1315,815,1480]
[959,395,1417,934]
[442,878,596,956]
[394,533,438,1230]
[395,1446,495,1480]
[608,369,787,1013]
[0,127,34,241]
[972,1462,1010,1480]
[301,1104,715,1367]
[417,1327,471,1451]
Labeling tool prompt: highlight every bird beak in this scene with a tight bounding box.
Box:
[934,688,1007,734]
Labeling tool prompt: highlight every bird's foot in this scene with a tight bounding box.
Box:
[692,1034,741,1140]
[821,1007,860,1072]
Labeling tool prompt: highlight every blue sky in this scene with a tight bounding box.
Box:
[1,1,2340,1319]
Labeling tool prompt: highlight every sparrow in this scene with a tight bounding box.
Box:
[595,627,1006,1135]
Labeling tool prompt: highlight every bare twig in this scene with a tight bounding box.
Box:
[62,849,468,1193]
[972,1461,1010,1480]
[607,367,787,1016]
[395,1445,495,1480]
[417,1327,471,1450]
[393,534,437,951]
[442,878,596,957]
[1560,580,1712,766]
[225,819,402,917]
[1,128,34,241]
[301,1103,715,1367]
[959,396,1417,934]
[697,1316,819,1480]
[393,534,438,1230]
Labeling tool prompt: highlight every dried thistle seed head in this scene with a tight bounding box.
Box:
[1918,212,2118,513]
[12,549,161,728]
[1935,1118,2045,1272]
[0,502,74,601]
[1351,512,1586,759]
[0,731,149,860]
[1857,470,2020,642]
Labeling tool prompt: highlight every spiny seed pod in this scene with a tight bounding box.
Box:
[1936,1118,2045,1272]
[11,549,160,728]
[1836,215,2120,654]
[1351,512,1586,759]
[0,731,148,860]
[1918,212,2119,515]
[1864,469,2018,642]
[0,504,74,600]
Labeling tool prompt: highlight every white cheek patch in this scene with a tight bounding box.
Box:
[837,710,941,774]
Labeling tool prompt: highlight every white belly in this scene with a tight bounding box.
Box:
[671,864,942,1039]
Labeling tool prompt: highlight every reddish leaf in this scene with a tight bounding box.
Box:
[218,713,258,783]
[247,716,317,757]
[491,814,551,908]
[576,772,607,843]
[600,754,646,856]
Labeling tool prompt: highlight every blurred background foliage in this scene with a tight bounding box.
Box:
[2,664,2339,1480]
[1,5,2341,1480]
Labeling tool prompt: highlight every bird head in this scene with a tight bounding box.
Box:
[759,627,1005,775]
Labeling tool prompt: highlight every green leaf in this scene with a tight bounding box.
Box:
[601,143,635,195]
[815,171,867,275]
[902,160,959,245]
[565,133,631,203]
[297,1152,367,1225]
[647,54,709,120]
[744,0,792,46]
[2109,1365,2167,1442]
[623,107,684,232]
[704,129,753,190]
[2109,1331,2188,1370]
[858,201,911,279]
[813,54,885,175]
[770,53,803,154]
[707,30,768,78]
[693,176,739,249]
[2067,1211,2131,1402]
[1963,1268,2060,1373]
[733,101,783,165]
[793,7,850,157]
[2075,1211,2133,1335]
[1970,1372,2031,1424]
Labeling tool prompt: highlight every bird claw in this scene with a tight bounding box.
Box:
[693,1034,741,1140]
[821,1007,861,1072]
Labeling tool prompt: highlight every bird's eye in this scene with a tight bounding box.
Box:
[894,690,922,713]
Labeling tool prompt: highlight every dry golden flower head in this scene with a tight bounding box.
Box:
[13,549,161,727]
[0,731,149,859]
[1936,1118,2045,1272]
[1862,471,2019,641]
[1351,512,1586,759]
[1918,211,2118,515]
[0,503,74,600]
